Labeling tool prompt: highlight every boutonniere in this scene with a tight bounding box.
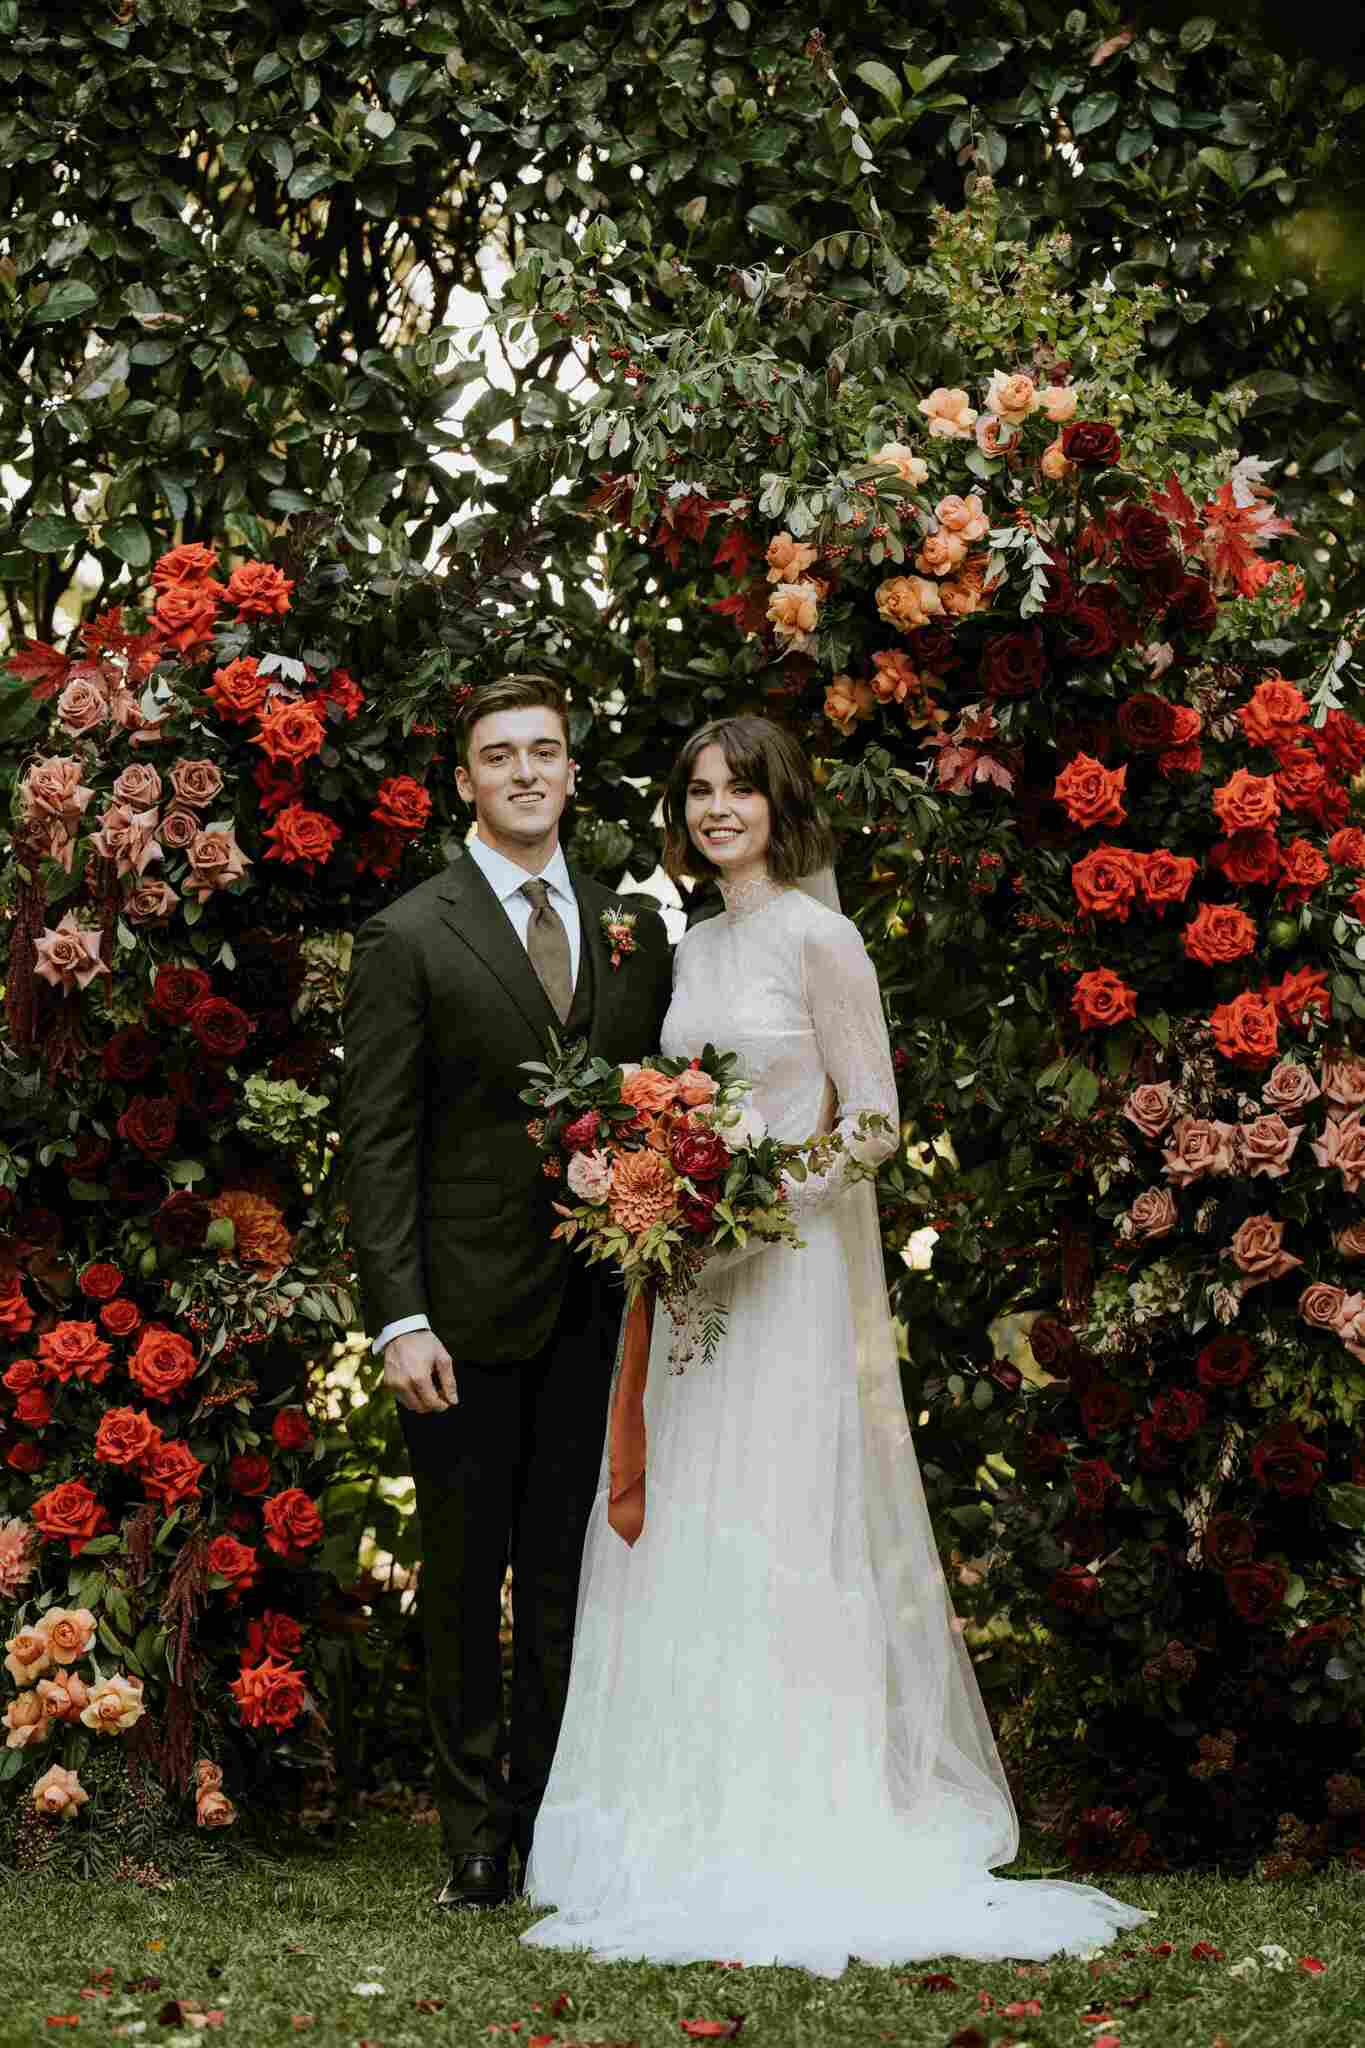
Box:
[600,905,638,969]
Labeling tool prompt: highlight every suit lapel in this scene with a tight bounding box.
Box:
[436,856,562,1045]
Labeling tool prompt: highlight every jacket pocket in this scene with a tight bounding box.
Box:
[424,1179,505,1219]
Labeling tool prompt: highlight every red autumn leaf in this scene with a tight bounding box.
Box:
[712,526,758,582]
[529,2037,557,2047]
[1299,1955,1327,1974]
[680,2022,743,2039]
[415,1999,446,2014]
[1190,1941,1224,1961]
[915,1972,960,1991]
[707,583,770,638]
[1148,473,1203,556]
[1002,1998,1043,2017]
[5,640,70,699]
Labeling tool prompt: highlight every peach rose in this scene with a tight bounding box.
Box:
[42,1607,97,1665]
[1124,1187,1177,1242]
[79,1672,146,1736]
[55,672,110,738]
[1299,1282,1348,1332]
[194,1758,224,1795]
[1123,1082,1175,1141]
[34,912,110,993]
[168,758,226,808]
[620,1067,682,1116]
[1262,1061,1321,1116]
[36,1671,92,1724]
[767,581,821,649]
[566,1148,612,1203]
[1039,385,1079,424]
[1040,437,1072,483]
[975,413,1019,458]
[1336,1223,1365,1260]
[876,574,944,632]
[1236,1115,1302,1179]
[985,370,1040,425]
[112,762,162,809]
[870,443,928,486]
[676,1066,720,1108]
[197,1788,238,1829]
[918,387,978,439]
[1162,1117,1235,1186]
[1230,1214,1302,1289]
[124,878,179,924]
[915,529,968,578]
[1312,1110,1365,1192]
[184,822,251,901]
[765,531,819,584]
[934,494,990,542]
[31,1763,89,1819]
[939,555,995,617]
[1323,1059,1365,1109]
[4,1625,53,1687]
[824,674,876,735]
[4,1692,49,1750]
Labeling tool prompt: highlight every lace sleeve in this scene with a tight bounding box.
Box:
[782,915,899,1217]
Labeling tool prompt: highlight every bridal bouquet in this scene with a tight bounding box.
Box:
[521,1038,830,1362]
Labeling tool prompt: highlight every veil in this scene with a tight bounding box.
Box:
[795,863,841,911]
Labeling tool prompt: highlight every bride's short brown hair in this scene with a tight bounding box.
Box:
[662,715,834,883]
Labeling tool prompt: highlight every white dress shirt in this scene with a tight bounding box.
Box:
[371,833,582,1356]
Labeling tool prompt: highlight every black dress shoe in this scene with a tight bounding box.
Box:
[436,1853,510,1910]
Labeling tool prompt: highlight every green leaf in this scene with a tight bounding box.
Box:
[746,202,803,245]
[288,162,336,202]
[1066,1066,1100,1118]
[388,61,425,108]
[1071,93,1119,136]
[1178,14,1218,50]
[855,60,903,111]
[31,278,100,323]
[205,1216,236,1252]
[20,515,86,553]
[1197,145,1238,185]
[101,518,151,568]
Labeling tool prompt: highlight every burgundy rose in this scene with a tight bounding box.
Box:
[1136,1419,1175,1471]
[1195,1334,1257,1392]
[979,629,1046,700]
[1050,1564,1102,1614]
[1118,506,1176,575]
[679,1191,720,1235]
[1166,573,1218,636]
[63,1136,111,1182]
[1027,1316,1076,1373]
[227,1452,273,1496]
[1061,420,1122,469]
[1018,1430,1067,1474]
[1040,546,1074,615]
[1072,1457,1119,1514]
[1151,1388,1207,1442]
[100,1025,161,1085]
[1283,1618,1349,1669]
[561,1110,601,1155]
[150,965,212,1024]
[153,1191,211,1253]
[1063,597,1120,662]
[670,1125,733,1183]
[1250,1423,1326,1497]
[989,1358,1023,1394]
[1079,1379,1133,1437]
[1117,694,1178,752]
[187,997,252,1060]
[115,1095,178,1159]
[1225,1560,1288,1623]
[1202,1512,1255,1570]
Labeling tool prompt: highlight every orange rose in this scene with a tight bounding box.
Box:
[30,1479,111,1557]
[206,656,269,724]
[30,1762,89,1816]
[93,1405,163,1469]
[939,554,995,617]
[933,494,989,541]
[765,531,820,582]
[251,701,326,766]
[153,581,224,654]
[1183,903,1258,966]
[1210,990,1280,1068]
[263,1487,324,1557]
[1071,969,1137,1030]
[1238,676,1309,749]
[5,1693,49,1751]
[1137,850,1199,914]
[230,1654,307,1731]
[918,387,978,439]
[152,543,221,589]
[79,1672,146,1735]
[127,1324,200,1402]
[263,803,341,875]
[38,1321,113,1387]
[41,1608,97,1665]
[225,562,294,618]
[206,1533,259,1597]
[372,776,432,836]
[875,574,944,633]
[1276,838,1330,906]
[1274,751,1327,813]
[1070,845,1140,921]
[140,1439,205,1510]
[824,675,875,735]
[1212,769,1280,835]
[620,1067,682,1116]
[1054,754,1127,830]
[914,530,967,578]
[1328,827,1365,869]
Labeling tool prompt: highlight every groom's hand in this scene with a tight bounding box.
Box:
[383,1330,458,1412]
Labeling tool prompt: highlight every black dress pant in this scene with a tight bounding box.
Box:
[397,1261,618,1862]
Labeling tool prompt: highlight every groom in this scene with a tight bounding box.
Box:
[341,674,672,1908]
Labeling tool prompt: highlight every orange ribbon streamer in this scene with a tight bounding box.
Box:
[607,1291,654,1546]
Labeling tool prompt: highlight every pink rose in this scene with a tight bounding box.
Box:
[30,1763,89,1818]
[1312,1111,1365,1192]
[112,762,163,808]
[19,755,94,826]
[676,1066,720,1108]
[1236,1115,1302,1179]
[55,671,110,737]
[565,1149,612,1204]
[42,1607,96,1665]
[934,494,990,541]
[1230,1214,1302,1289]
[918,387,978,439]
[184,822,251,901]
[90,803,162,878]
[1162,1117,1234,1186]
[194,1758,224,1795]
[870,444,928,487]
[33,912,110,993]
[1124,1187,1177,1241]
[1123,1082,1174,1141]
[168,758,225,808]
[1335,1223,1365,1260]
[36,1671,92,1725]
[1262,1062,1321,1116]
[160,805,199,849]
[975,413,1019,458]
[1039,384,1079,424]
[123,877,179,923]
[197,1788,238,1828]
[109,685,168,747]
[1323,1059,1365,1109]
[1299,1282,1348,1332]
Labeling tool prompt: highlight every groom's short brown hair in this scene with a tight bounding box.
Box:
[455,673,571,766]
[662,714,834,883]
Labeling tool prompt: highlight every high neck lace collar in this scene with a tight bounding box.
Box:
[719,874,791,921]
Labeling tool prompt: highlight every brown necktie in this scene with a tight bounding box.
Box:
[521,877,573,1024]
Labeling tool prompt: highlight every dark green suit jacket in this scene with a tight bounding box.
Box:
[341,851,673,1364]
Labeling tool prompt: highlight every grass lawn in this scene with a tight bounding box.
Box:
[2,1818,1362,2048]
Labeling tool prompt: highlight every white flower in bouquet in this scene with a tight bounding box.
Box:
[566,1148,612,1203]
[702,1101,768,1153]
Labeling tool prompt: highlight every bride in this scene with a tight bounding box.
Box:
[521,714,1148,1976]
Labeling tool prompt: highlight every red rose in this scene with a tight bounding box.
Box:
[206,1533,259,1595]
[679,1191,720,1234]
[245,1610,305,1661]
[1196,1335,1257,1392]
[1210,829,1281,888]
[1274,750,1328,813]
[263,803,342,875]
[187,997,253,1060]
[271,1408,313,1453]
[979,630,1046,699]
[100,1298,142,1338]
[225,561,294,618]
[1136,1419,1175,1470]
[1018,1430,1067,1473]
[251,700,326,767]
[116,1094,179,1158]
[1202,1512,1255,1569]
[1265,965,1331,1025]
[128,1324,200,1402]
[1050,1565,1102,1614]
[1210,990,1280,1068]
[141,1438,205,1509]
[1276,838,1330,908]
[1213,770,1280,836]
[31,1478,112,1556]
[153,542,221,588]
[1166,572,1218,635]
[2,1357,45,1393]
[1118,505,1176,574]
[1137,849,1199,914]
[262,1486,324,1555]
[1063,596,1121,662]
[151,965,213,1024]
[153,580,224,654]
[1071,845,1140,921]
[316,668,364,719]
[562,1110,600,1154]
[94,1406,163,1467]
[1225,1561,1288,1622]
[100,1026,161,1084]
[205,655,269,724]
[227,1452,273,1496]
[1117,695,1177,751]
[6,1441,46,1474]
[371,776,433,837]
[0,1281,34,1338]
[1239,676,1308,748]
[1283,1618,1349,1668]
[1183,903,1258,966]
[1158,740,1203,779]
[1079,1378,1133,1436]
[39,1321,114,1386]
[255,757,307,816]
[153,1191,211,1253]
[1151,1388,1207,1442]
[669,1124,733,1182]
[1026,1316,1076,1372]
[1061,421,1122,468]
[1314,710,1365,779]
[63,1136,111,1182]
[78,1262,123,1302]
[15,1387,52,1428]
[230,1654,308,1731]
[1250,1423,1326,1497]
[1328,827,1365,870]
[1072,1457,1119,1513]
[1054,754,1127,830]
[1072,968,1137,1030]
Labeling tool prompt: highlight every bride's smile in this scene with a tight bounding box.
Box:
[685,742,772,884]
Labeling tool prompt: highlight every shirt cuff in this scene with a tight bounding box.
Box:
[372,1313,432,1356]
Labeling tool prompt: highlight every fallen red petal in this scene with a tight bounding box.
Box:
[680,2023,743,2040]
[1190,1941,1224,1961]
[1299,1956,1327,1974]
[1148,1940,1174,1957]
[915,1973,960,1991]
[414,2000,446,2014]
[1002,1999,1043,2017]
[551,1994,573,2015]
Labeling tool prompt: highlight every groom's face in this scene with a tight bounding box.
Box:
[456,706,576,861]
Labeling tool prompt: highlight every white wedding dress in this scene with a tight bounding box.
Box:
[521,878,1147,1976]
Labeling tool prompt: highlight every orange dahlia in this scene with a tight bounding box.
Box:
[208,1190,293,1274]
[608,1148,679,1234]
